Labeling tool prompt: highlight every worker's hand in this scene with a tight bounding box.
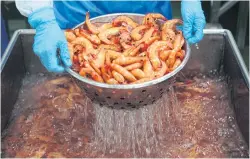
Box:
[28,7,72,72]
[181,0,206,44]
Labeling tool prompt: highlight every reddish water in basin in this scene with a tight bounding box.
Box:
[1,73,249,158]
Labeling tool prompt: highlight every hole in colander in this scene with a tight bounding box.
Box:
[143,104,147,106]
[107,96,111,99]
[127,102,132,105]
[152,100,156,104]
[160,88,163,92]
[142,90,146,93]
[120,97,125,100]
[114,102,118,105]
[121,107,125,109]
[131,106,136,108]
[160,95,163,98]
[139,101,143,103]
[94,92,99,96]
[160,92,164,95]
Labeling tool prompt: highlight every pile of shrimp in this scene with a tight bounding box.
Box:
[65,12,185,84]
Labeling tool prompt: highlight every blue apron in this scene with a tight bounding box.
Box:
[53,1,172,29]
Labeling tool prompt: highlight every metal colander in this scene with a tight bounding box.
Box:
[65,13,191,109]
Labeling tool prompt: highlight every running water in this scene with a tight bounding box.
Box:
[1,72,249,158]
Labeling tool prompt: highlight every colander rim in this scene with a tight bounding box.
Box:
[65,13,191,89]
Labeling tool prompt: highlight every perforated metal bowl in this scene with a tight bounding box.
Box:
[65,13,191,109]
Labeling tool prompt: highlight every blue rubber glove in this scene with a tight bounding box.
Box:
[181,0,206,44]
[28,7,72,72]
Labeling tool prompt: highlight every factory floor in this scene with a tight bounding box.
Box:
[2,1,249,69]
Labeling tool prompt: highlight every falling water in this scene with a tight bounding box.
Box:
[1,73,249,158]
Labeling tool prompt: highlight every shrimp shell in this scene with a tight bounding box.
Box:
[131,77,153,84]
[98,27,126,44]
[106,50,122,59]
[143,59,154,78]
[106,78,119,84]
[170,58,182,71]
[111,64,137,82]
[85,12,99,34]
[71,37,95,55]
[112,71,125,83]
[124,62,143,71]
[159,50,171,61]
[131,69,145,79]
[98,44,122,52]
[112,15,138,28]
[131,25,148,41]
[148,41,173,70]
[154,60,168,78]
[113,56,146,66]
[79,29,101,44]
[65,30,76,42]
[134,27,155,46]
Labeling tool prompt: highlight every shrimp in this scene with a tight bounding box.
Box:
[79,67,93,77]
[138,51,147,57]
[101,65,112,82]
[131,77,153,84]
[106,78,119,84]
[124,62,143,71]
[112,16,138,28]
[134,27,155,46]
[131,69,145,79]
[71,37,96,55]
[176,50,185,60]
[111,64,137,82]
[91,71,104,82]
[92,48,106,68]
[166,34,183,67]
[112,71,125,83]
[142,14,157,27]
[65,30,76,42]
[98,44,122,52]
[80,64,104,82]
[143,13,167,22]
[159,50,171,61]
[106,50,122,59]
[173,32,184,51]
[120,42,132,50]
[161,19,182,41]
[85,12,99,34]
[170,58,182,71]
[145,36,161,45]
[166,51,176,68]
[148,41,173,70]
[105,51,111,65]
[79,29,101,44]
[123,47,135,56]
[154,60,168,78]
[98,27,127,44]
[128,44,142,56]
[113,56,146,66]
[98,23,113,32]
[143,59,154,78]
[89,60,101,75]
[131,25,148,41]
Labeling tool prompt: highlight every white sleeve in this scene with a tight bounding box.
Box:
[15,0,53,17]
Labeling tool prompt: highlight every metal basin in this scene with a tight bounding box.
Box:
[65,13,191,108]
